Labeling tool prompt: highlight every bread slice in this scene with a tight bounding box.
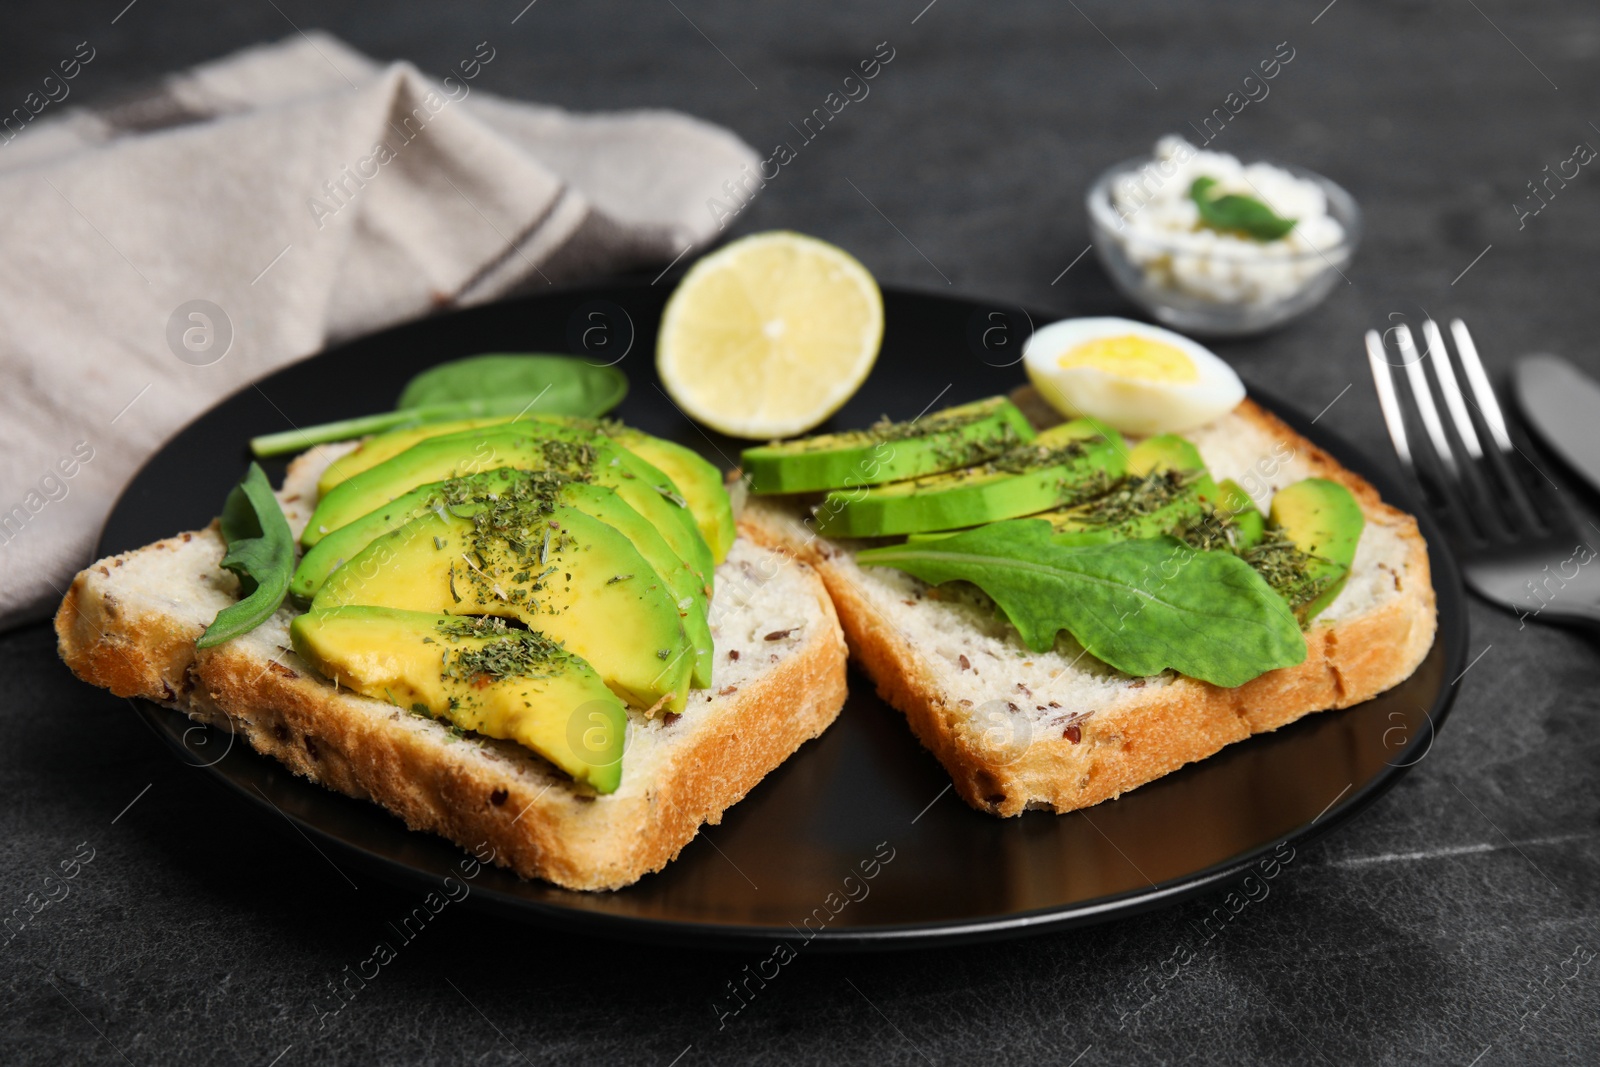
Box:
[55,444,848,891]
[739,393,1436,817]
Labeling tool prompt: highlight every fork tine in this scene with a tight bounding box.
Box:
[1422,319,1484,459]
[1368,326,1480,540]
[1420,318,1529,540]
[1365,329,1414,471]
[1449,320,1515,452]
[1446,319,1567,534]
[1394,324,1458,475]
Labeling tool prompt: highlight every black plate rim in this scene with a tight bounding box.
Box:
[103,283,1468,951]
[127,680,1456,952]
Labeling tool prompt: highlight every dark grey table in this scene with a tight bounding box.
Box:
[4,2,1597,1064]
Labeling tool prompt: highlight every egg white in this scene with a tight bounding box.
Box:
[1022,317,1245,435]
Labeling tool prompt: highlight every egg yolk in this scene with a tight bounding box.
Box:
[1057,336,1198,383]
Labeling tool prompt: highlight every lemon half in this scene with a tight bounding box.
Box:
[657,231,884,439]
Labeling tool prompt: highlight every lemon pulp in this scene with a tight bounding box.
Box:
[657,231,883,439]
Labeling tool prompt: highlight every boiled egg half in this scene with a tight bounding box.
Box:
[1022,317,1245,435]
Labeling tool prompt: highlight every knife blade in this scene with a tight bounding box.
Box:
[1514,353,1600,495]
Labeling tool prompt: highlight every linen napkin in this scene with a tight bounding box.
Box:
[0,33,758,629]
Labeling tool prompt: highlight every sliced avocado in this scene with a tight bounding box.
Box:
[814,418,1127,538]
[1216,478,1265,551]
[1251,478,1365,623]
[291,607,628,793]
[547,482,712,690]
[740,396,1037,495]
[317,416,509,495]
[1039,433,1217,545]
[1043,475,1208,544]
[318,415,738,567]
[293,469,714,688]
[312,504,695,712]
[305,422,598,544]
[304,425,714,595]
[598,426,735,565]
[1127,434,1207,478]
[1129,434,1218,514]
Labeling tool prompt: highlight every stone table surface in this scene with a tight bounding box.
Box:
[3,1,1598,1064]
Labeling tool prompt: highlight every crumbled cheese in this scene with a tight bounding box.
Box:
[1106,136,1349,307]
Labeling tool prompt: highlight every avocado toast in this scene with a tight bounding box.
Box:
[739,388,1437,817]
[56,434,848,891]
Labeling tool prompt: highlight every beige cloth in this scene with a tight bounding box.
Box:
[0,33,757,628]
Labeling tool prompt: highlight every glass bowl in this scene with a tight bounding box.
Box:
[1085,156,1361,338]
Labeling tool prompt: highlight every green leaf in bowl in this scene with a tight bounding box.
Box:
[1190,176,1298,242]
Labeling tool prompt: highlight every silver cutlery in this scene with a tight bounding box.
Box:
[1365,319,1600,629]
[1514,353,1600,499]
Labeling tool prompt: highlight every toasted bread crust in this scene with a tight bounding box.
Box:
[56,531,848,891]
[740,398,1437,817]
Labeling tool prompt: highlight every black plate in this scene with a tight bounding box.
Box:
[103,283,1467,950]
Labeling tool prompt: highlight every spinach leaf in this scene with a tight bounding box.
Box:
[398,354,626,413]
[197,463,295,648]
[856,520,1306,687]
[250,354,627,457]
[1189,176,1298,242]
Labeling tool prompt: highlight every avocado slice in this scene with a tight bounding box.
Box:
[312,503,695,712]
[813,419,1127,538]
[293,469,714,688]
[1127,434,1207,478]
[318,416,737,567]
[558,482,712,689]
[291,607,628,793]
[1250,478,1365,623]
[1215,478,1265,551]
[304,424,714,595]
[740,396,1036,495]
[598,426,735,565]
[317,416,509,495]
[1040,440,1208,543]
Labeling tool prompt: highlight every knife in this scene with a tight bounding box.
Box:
[1514,353,1600,496]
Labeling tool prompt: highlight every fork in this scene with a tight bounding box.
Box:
[1365,318,1600,629]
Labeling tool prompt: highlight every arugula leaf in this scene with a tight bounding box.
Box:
[856,520,1306,687]
[1189,176,1298,242]
[197,463,295,648]
[249,354,628,457]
